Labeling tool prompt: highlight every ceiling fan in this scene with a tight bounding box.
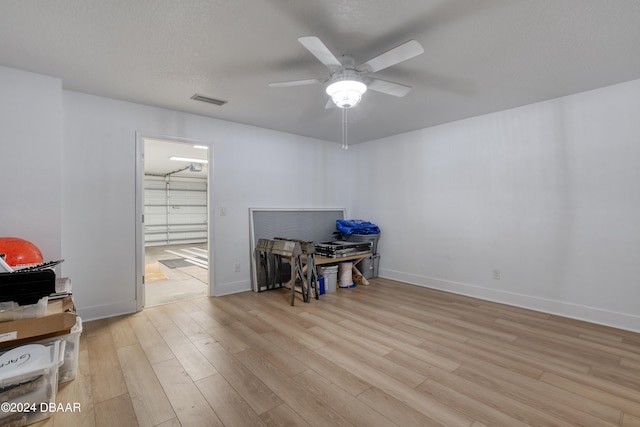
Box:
[269,36,424,109]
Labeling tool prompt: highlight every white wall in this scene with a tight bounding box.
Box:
[62,91,350,320]
[349,79,640,332]
[0,66,63,263]
[3,64,639,331]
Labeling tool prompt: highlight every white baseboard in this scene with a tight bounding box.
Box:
[213,279,251,297]
[76,280,252,321]
[380,268,640,333]
[77,300,137,322]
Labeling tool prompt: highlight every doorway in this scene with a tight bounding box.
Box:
[135,134,212,308]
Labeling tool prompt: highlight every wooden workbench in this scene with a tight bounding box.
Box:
[313,252,372,286]
[283,252,373,300]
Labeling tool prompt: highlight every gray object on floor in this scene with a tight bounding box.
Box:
[159,258,194,269]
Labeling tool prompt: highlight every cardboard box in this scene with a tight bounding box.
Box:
[0,305,76,349]
[46,295,75,315]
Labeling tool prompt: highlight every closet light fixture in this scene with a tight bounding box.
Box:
[169,156,208,164]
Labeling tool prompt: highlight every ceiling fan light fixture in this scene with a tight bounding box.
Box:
[326,78,367,109]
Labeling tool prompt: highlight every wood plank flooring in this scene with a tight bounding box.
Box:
[33,278,640,426]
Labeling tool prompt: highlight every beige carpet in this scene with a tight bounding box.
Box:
[145,262,168,283]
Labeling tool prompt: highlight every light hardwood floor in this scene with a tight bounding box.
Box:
[144,244,208,307]
[34,278,640,426]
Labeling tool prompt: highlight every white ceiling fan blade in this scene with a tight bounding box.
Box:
[358,40,424,73]
[366,78,412,97]
[298,36,342,69]
[268,78,322,88]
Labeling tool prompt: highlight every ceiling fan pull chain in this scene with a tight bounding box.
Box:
[342,108,349,150]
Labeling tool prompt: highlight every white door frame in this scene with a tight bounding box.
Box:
[135,131,214,311]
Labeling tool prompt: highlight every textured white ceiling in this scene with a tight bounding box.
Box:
[144,138,209,178]
[1,0,639,144]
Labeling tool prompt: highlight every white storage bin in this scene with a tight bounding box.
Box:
[0,341,62,426]
[33,316,82,383]
[0,296,48,322]
[55,277,72,294]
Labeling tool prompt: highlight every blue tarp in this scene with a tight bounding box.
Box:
[336,219,380,235]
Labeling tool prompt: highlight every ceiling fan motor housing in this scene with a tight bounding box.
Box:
[269,36,422,108]
[326,70,367,108]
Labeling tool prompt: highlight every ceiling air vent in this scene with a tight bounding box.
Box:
[191,93,227,106]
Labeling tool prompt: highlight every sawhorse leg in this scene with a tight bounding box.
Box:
[306,254,319,299]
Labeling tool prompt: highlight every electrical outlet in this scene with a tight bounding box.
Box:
[234,263,240,272]
[492,269,501,280]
